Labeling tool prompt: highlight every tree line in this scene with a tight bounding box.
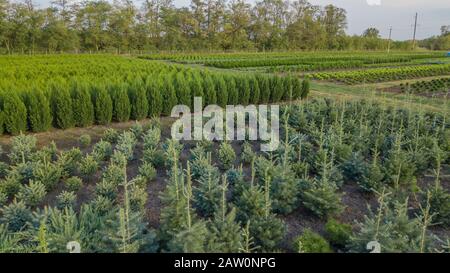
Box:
[0,0,417,53]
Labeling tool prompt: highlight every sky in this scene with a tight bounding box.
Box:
[32,0,450,41]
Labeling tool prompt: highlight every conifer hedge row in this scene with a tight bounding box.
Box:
[0,57,309,135]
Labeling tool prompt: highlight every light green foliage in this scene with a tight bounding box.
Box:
[294,230,332,253]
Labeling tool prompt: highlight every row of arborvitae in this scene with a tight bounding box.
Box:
[0,71,309,135]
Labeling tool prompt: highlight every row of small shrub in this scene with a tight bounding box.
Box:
[0,64,310,135]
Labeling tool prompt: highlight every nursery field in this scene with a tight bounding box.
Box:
[0,52,449,254]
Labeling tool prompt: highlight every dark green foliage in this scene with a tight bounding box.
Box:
[1,91,27,135]
[257,75,271,103]
[218,142,236,170]
[193,166,222,217]
[174,72,191,106]
[270,169,300,215]
[24,89,52,132]
[128,78,149,120]
[91,84,113,125]
[282,76,293,101]
[270,76,284,102]
[250,216,286,252]
[235,76,250,105]
[110,83,131,122]
[214,74,228,108]
[348,198,424,253]
[294,230,332,253]
[300,178,344,218]
[209,207,242,252]
[202,72,217,105]
[0,200,32,232]
[325,218,352,247]
[146,77,162,117]
[428,186,450,227]
[301,78,310,99]
[161,75,178,115]
[248,76,260,104]
[70,80,94,127]
[225,75,238,105]
[292,77,303,100]
[189,72,204,108]
[341,153,369,184]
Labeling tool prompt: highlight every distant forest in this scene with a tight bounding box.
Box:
[0,0,449,53]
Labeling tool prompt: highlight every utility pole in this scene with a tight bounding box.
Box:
[387,27,392,53]
[412,12,418,50]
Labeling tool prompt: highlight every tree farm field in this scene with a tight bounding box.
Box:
[0,52,449,254]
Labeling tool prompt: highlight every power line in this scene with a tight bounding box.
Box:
[412,12,418,49]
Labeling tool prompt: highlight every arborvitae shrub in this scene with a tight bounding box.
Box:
[282,76,293,101]
[189,72,204,108]
[294,230,332,253]
[225,75,238,105]
[128,78,149,120]
[174,72,191,106]
[202,72,217,105]
[1,91,27,135]
[146,77,162,117]
[161,75,178,115]
[50,81,75,129]
[110,83,131,122]
[270,76,284,102]
[24,89,52,132]
[257,75,270,103]
[236,76,250,105]
[91,84,113,125]
[292,77,303,100]
[301,78,310,100]
[248,75,260,104]
[214,74,228,108]
[70,80,94,127]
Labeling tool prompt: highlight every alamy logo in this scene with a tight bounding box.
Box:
[170,97,280,152]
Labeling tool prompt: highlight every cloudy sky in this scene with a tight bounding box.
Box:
[32,0,450,40]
